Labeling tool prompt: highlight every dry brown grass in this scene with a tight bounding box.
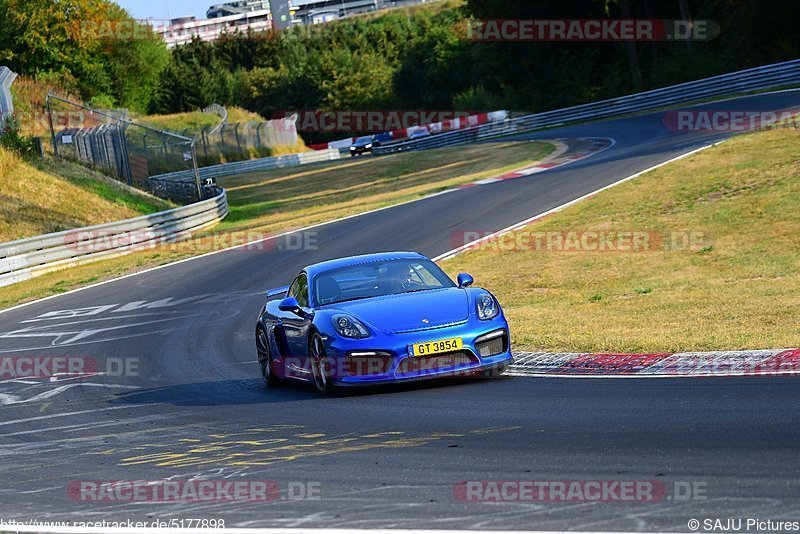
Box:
[0,147,172,242]
[442,128,800,352]
[140,107,267,132]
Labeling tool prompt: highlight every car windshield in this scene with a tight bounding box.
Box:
[355,136,373,144]
[314,258,455,306]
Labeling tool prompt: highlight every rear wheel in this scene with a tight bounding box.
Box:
[310,333,334,395]
[256,327,281,388]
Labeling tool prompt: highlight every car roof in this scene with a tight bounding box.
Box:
[305,251,427,278]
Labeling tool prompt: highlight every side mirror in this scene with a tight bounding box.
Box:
[278,297,303,316]
[457,273,474,288]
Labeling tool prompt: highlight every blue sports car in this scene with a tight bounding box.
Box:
[255,251,513,394]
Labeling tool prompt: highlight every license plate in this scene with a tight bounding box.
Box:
[411,337,463,357]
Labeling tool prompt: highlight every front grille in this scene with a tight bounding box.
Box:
[345,352,393,376]
[397,350,478,374]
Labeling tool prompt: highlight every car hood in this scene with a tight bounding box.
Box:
[330,288,469,334]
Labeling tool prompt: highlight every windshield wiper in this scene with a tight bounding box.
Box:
[323,296,373,306]
[402,287,438,293]
[323,287,440,306]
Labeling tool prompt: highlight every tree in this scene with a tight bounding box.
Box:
[0,0,169,111]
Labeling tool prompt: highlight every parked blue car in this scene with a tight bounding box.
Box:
[255,251,512,394]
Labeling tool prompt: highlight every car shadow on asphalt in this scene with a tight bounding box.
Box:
[110,376,511,406]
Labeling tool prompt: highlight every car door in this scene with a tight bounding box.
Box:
[280,272,314,367]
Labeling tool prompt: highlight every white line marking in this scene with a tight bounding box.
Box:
[0,404,145,427]
[433,140,723,262]
[1,414,164,438]
[0,383,138,406]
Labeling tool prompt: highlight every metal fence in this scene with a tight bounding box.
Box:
[151,147,341,183]
[203,103,228,134]
[46,93,205,201]
[0,187,227,288]
[193,118,299,167]
[374,59,800,155]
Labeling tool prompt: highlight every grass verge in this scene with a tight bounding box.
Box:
[0,140,553,309]
[441,128,800,353]
[0,147,173,242]
[219,141,556,232]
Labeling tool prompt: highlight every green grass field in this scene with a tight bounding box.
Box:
[442,128,800,352]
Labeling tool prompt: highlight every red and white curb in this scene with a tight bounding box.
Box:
[451,137,612,191]
[508,349,800,378]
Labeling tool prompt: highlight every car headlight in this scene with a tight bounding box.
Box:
[365,143,372,149]
[332,314,370,338]
[350,146,356,150]
[476,292,499,320]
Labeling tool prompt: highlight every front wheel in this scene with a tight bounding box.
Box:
[256,327,281,388]
[309,333,335,395]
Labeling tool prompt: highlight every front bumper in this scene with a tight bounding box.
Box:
[323,320,513,386]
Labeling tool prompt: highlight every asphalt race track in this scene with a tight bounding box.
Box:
[2,91,800,531]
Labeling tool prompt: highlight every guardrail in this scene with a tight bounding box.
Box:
[0,187,227,288]
[151,147,341,182]
[374,59,800,155]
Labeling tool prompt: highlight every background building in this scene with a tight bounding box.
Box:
[153,0,435,47]
[207,1,272,18]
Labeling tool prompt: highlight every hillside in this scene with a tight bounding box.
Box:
[0,147,173,242]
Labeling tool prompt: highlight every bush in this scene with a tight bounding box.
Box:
[0,115,38,157]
